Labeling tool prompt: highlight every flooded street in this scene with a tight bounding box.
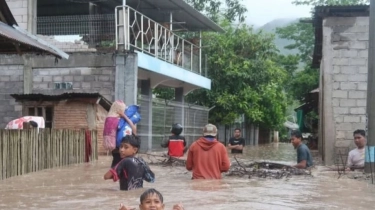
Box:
[1,143,374,210]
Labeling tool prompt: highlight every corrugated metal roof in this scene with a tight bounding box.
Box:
[0,0,17,26]
[11,93,112,111]
[0,22,69,59]
[312,5,369,68]
[0,0,69,59]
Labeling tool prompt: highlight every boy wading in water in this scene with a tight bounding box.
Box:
[104,135,155,191]
[119,188,184,210]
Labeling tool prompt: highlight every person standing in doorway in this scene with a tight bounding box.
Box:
[227,128,245,154]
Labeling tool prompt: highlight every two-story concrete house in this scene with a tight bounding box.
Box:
[1,0,221,153]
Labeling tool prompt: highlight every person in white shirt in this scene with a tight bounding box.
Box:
[346,129,366,170]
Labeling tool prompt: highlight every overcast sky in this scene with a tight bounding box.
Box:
[244,0,312,26]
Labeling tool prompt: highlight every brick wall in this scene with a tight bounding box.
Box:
[5,0,28,29]
[36,35,97,53]
[54,101,106,154]
[322,17,368,153]
[96,105,108,155]
[33,67,115,101]
[53,101,89,129]
[0,65,23,128]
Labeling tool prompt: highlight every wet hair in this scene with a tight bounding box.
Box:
[29,121,38,128]
[234,128,241,132]
[353,129,366,137]
[121,135,141,152]
[290,130,302,139]
[140,188,163,204]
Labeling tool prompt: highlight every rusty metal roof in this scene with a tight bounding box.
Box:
[11,93,112,111]
[312,5,369,68]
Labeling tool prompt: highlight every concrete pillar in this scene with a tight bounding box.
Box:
[174,87,185,133]
[27,0,37,34]
[22,55,32,94]
[140,79,152,151]
[89,3,98,48]
[115,53,138,105]
[254,126,259,145]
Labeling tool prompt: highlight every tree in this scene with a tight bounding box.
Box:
[292,0,368,6]
[276,0,369,102]
[184,0,248,23]
[153,0,248,100]
[185,22,288,128]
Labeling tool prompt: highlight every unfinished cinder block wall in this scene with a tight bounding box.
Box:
[320,17,368,165]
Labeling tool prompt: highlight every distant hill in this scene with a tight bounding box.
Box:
[256,18,299,55]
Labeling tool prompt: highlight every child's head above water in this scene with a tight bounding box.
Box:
[119,135,141,158]
[139,188,165,210]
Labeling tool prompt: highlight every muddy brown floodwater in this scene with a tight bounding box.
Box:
[0,143,375,210]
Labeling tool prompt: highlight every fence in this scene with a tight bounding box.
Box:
[37,14,116,51]
[0,129,98,180]
[137,95,209,151]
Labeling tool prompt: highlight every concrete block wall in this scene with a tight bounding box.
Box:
[322,17,368,163]
[32,67,115,101]
[36,35,97,53]
[5,0,28,29]
[0,65,23,128]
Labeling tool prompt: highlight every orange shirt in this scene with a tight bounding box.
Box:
[186,137,230,179]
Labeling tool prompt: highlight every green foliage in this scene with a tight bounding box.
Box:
[153,88,174,100]
[184,0,248,22]
[292,0,368,6]
[288,67,320,101]
[185,22,288,128]
[276,23,314,63]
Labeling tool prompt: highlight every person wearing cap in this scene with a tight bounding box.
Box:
[161,123,187,157]
[104,135,155,191]
[186,124,231,179]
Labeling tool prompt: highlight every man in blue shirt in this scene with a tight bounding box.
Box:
[290,130,313,169]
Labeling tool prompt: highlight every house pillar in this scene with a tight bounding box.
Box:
[115,53,138,105]
[174,87,185,134]
[140,79,152,152]
[27,0,37,34]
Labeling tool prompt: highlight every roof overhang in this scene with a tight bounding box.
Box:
[11,93,112,111]
[0,22,69,59]
[124,0,224,32]
[312,5,369,68]
[37,0,224,33]
[0,0,69,59]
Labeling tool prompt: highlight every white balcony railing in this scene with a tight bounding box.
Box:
[115,5,201,74]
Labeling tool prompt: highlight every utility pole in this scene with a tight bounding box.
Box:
[365,0,375,174]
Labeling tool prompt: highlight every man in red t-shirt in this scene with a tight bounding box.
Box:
[161,123,187,157]
[186,124,230,179]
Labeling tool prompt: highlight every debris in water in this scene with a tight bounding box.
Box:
[226,157,312,179]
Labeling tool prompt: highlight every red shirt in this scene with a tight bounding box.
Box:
[167,135,186,157]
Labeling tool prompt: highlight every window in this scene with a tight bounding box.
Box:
[54,82,73,90]
[27,106,54,128]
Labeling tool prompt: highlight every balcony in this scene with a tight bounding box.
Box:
[36,0,223,75]
[115,5,201,74]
